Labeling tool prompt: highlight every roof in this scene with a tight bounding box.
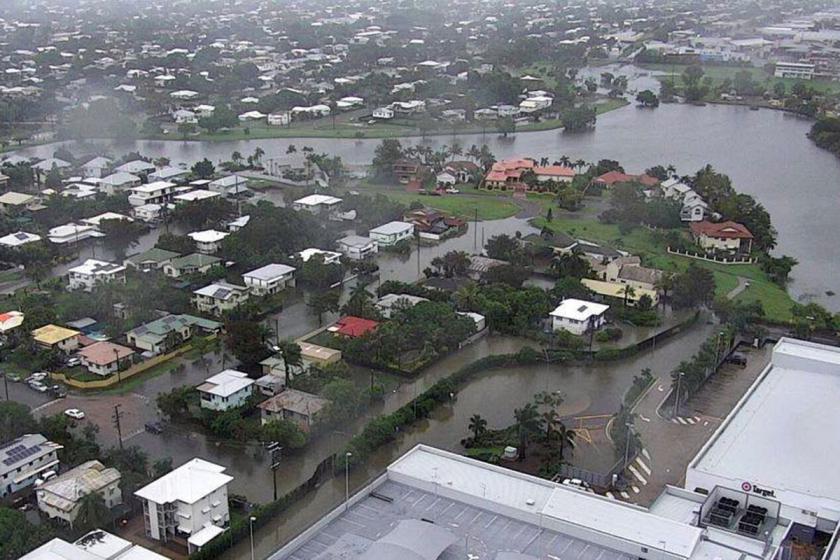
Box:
[135,458,232,505]
[582,279,657,302]
[193,281,248,300]
[32,324,81,345]
[359,520,457,560]
[550,298,610,320]
[74,530,168,560]
[128,314,222,341]
[38,460,121,513]
[369,221,414,236]
[0,434,61,476]
[259,388,329,416]
[19,538,102,560]
[174,189,220,202]
[243,263,296,282]
[188,229,229,243]
[689,220,753,239]
[334,316,379,337]
[534,164,575,177]
[337,235,376,248]
[595,171,659,187]
[197,369,254,397]
[294,194,342,206]
[125,247,180,265]
[101,171,140,185]
[68,259,126,276]
[0,191,34,205]
[689,338,840,513]
[167,253,221,270]
[130,180,175,194]
[78,341,135,366]
[81,212,132,227]
[188,524,226,548]
[297,248,341,262]
[0,231,41,247]
[0,310,24,332]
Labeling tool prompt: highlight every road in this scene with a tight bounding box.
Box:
[629,343,770,505]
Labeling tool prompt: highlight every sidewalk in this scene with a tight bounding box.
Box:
[629,344,771,505]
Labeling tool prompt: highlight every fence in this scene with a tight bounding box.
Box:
[667,247,755,264]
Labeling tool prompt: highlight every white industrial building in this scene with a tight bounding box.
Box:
[549,298,609,335]
[135,458,232,553]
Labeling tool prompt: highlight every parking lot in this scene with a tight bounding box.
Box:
[34,392,151,447]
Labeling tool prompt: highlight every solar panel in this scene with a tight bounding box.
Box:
[577,305,588,313]
[2,444,41,466]
[213,288,231,299]
[14,232,28,240]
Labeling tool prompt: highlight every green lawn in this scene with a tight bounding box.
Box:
[532,215,796,323]
[381,191,521,220]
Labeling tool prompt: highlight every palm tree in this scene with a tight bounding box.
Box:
[541,409,560,441]
[343,284,373,316]
[231,151,243,166]
[558,155,571,167]
[555,422,577,461]
[468,413,487,441]
[654,273,674,307]
[75,492,112,531]
[253,146,265,165]
[622,285,637,307]
[453,282,482,311]
[278,340,303,388]
[467,145,481,162]
[574,159,586,171]
[514,403,542,460]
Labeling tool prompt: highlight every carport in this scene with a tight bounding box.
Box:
[360,519,456,560]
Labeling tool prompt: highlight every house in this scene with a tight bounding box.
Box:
[80,156,112,178]
[228,215,250,232]
[115,160,156,176]
[392,159,425,183]
[33,158,71,173]
[444,161,480,184]
[36,460,122,526]
[0,310,24,333]
[260,342,341,376]
[436,171,457,186]
[77,341,134,377]
[337,235,378,260]
[292,194,343,219]
[581,278,659,306]
[592,171,659,189]
[0,191,37,212]
[255,373,287,397]
[100,172,141,194]
[21,530,168,560]
[192,281,250,315]
[681,192,709,222]
[0,231,41,248]
[534,165,575,183]
[188,229,229,254]
[208,175,249,197]
[660,178,692,200]
[238,110,266,122]
[458,311,487,332]
[149,166,189,183]
[372,107,394,119]
[173,189,221,204]
[296,248,342,265]
[32,324,81,352]
[128,181,177,206]
[258,389,330,431]
[369,221,414,246]
[242,263,296,295]
[549,298,609,335]
[80,212,133,231]
[689,221,753,253]
[124,247,180,272]
[268,111,291,126]
[604,256,663,292]
[483,158,535,188]
[403,209,464,240]
[330,316,379,338]
[376,293,428,319]
[134,458,232,553]
[126,314,221,355]
[163,253,222,278]
[197,369,254,411]
[67,259,126,291]
[0,434,62,498]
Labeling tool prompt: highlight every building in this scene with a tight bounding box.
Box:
[331,316,379,338]
[100,172,141,195]
[77,341,135,377]
[21,530,168,560]
[604,256,663,292]
[270,444,788,560]
[534,165,576,183]
[369,221,414,246]
[163,253,221,278]
[549,298,609,335]
[115,160,156,175]
[296,248,342,265]
[242,263,296,295]
[258,389,330,431]
[689,221,754,253]
[260,342,342,374]
[192,281,250,315]
[47,223,104,245]
[376,293,428,319]
[393,159,425,183]
[593,171,659,189]
[268,111,291,126]
[373,107,394,119]
[188,229,229,254]
[292,194,343,219]
[132,203,163,222]
[128,181,177,207]
[686,338,840,534]
[337,235,378,260]
[0,310,24,333]
[80,156,112,178]
[149,166,189,183]
[208,175,250,197]
[173,189,220,204]
[124,248,180,272]
[81,212,133,231]
[36,460,122,526]
[126,314,221,355]
[0,231,41,248]
[483,158,535,188]
[0,191,37,212]
[67,259,127,291]
[197,369,254,411]
[134,458,232,553]
[774,61,815,79]
[0,434,62,498]
[581,278,659,306]
[32,324,81,352]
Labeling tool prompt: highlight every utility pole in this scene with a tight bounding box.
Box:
[112,404,124,450]
[267,442,283,501]
[415,231,421,278]
[1,372,7,400]
[473,207,478,249]
[675,372,685,419]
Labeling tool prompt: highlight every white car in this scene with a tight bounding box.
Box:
[28,381,48,393]
[445,187,460,194]
[64,408,85,420]
[27,372,48,383]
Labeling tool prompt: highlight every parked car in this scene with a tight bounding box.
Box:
[50,385,67,398]
[34,470,57,486]
[27,372,48,383]
[144,421,164,435]
[727,352,748,367]
[28,381,48,393]
[66,357,81,367]
[445,187,460,194]
[64,408,85,420]
[562,478,593,492]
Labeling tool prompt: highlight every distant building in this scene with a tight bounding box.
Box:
[163,253,222,278]
[689,221,754,253]
[36,460,122,526]
[126,314,221,355]
[31,324,81,352]
[774,61,815,80]
[296,248,342,265]
[292,194,343,219]
[0,434,62,498]
[0,231,41,248]
[337,235,378,260]
[192,281,250,315]
[77,341,135,377]
[188,229,229,254]
[127,181,177,207]
[123,248,180,272]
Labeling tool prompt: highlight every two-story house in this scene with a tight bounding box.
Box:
[67,259,127,292]
[188,230,229,254]
[0,434,62,498]
[163,253,222,278]
[336,235,378,260]
[192,282,250,316]
[368,221,414,246]
[257,389,330,432]
[242,264,296,296]
[197,369,254,411]
[689,221,754,253]
[127,181,177,207]
[36,460,122,527]
[292,194,343,220]
[135,458,233,553]
[31,325,81,353]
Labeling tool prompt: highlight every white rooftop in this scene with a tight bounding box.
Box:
[297,248,341,262]
[130,180,175,194]
[688,338,840,515]
[294,194,343,206]
[135,458,232,505]
[189,229,229,243]
[244,263,296,281]
[68,259,126,276]
[174,189,220,202]
[550,298,610,321]
[369,221,414,235]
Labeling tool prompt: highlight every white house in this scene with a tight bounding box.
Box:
[197,369,254,411]
[67,259,127,291]
[135,458,232,553]
[681,193,709,222]
[133,203,164,222]
[192,281,250,315]
[376,293,428,319]
[0,434,62,498]
[174,189,220,204]
[337,235,378,260]
[80,156,112,178]
[115,160,156,175]
[238,110,266,122]
[296,248,342,265]
[128,181,177,207]
[48,223,104,245]
[242,263,296,295]
[36,460,122,527]
[268,111,291,126]
[208,175,249,197]
[150,166,189,183]
[80,212,133,230]
[373,107,394,119]
[0,231,41,248]
[188,229,229,253]
[369,221,414,246]
[100,172,142,195]
[549,298,609,335]
[660,177,692,200]
[292,194,343,219]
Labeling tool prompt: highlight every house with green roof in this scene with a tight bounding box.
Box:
[123,248,181,272]
[162,253,222,278]
[125,314,222,354]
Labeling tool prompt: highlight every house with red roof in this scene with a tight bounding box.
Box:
[331,316,379,338]
[484,158,576,189]
[689,221,753,253]
[592,171,659,189]
[534,165,575,183]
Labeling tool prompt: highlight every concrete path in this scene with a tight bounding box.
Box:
[727,276,750,300]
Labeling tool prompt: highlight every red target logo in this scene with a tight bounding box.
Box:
[741,482,752,492]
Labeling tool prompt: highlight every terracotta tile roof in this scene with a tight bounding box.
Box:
[689,220,753,239]
[534,165,575,177]
[334,316,379,338]
[78,341,135,366]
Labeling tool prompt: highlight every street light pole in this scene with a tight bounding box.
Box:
[344,451,352,510]
[623,422,633,468]
[249,516,256,560]
[675,372,685,418]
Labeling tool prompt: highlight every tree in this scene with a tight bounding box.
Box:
[75,492,112,532]
[308,290,340,326]
[561,105,597,131]
[671,265,716,308]
[99,218,145,260]
[0,402,38,442]
[177,122,197,140]
[225,320,271,367]
[371,139,404,179]
[191,158,215,179]
[496,116,516,137]
[342,284,375,318]
[157,386,194,418]
[622,285,636,307]
[152,457,173,478]
[551,250,591,279]
[554,422,577,461]
[278,340,302,387]
[485,234,521,262]
[760,255,798,286]
[453,282,482,311]
[468,413,487,441]
[513,403,541,460]
[261,419,307,449]
[0,507,55,559]
[636,90,660,108]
